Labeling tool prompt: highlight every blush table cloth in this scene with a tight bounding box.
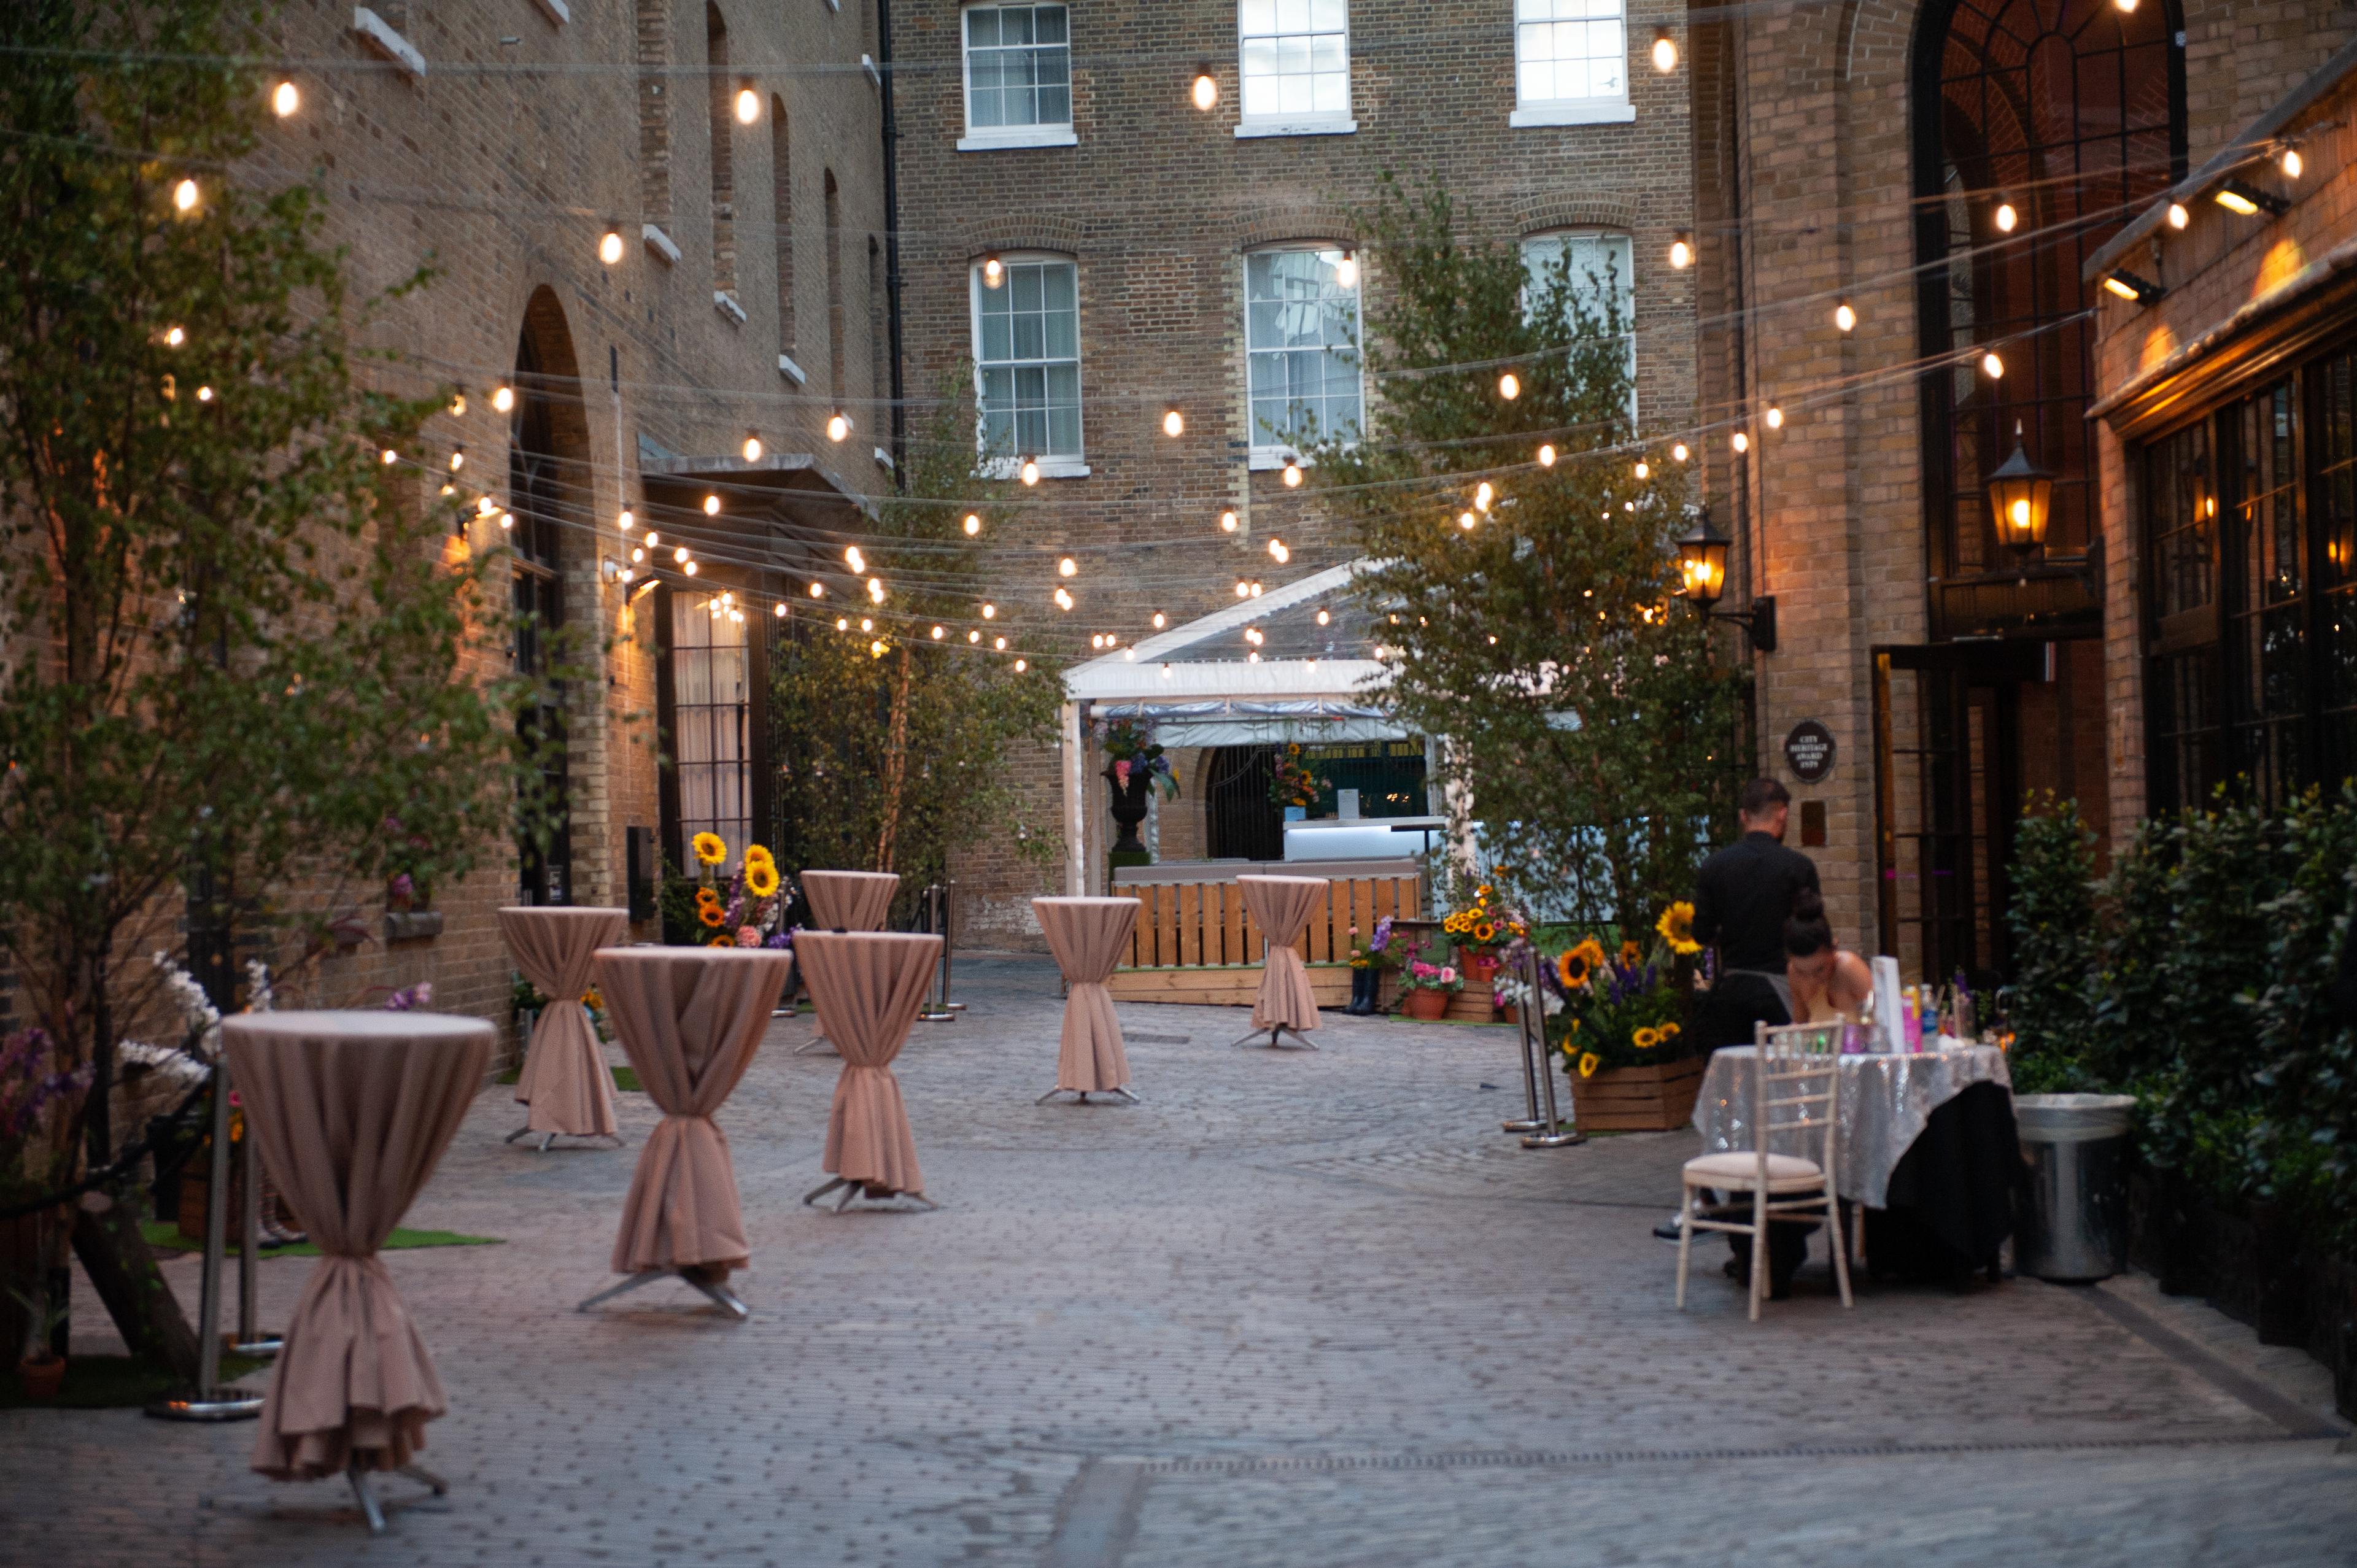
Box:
[1031,897,1139,1097]
[592,947,794,1276]
[1237,875,1328,1036]
[801,869,901,932]
[796,930,942,1200]
[222,1010,492,1481]
[498,905,629,1138]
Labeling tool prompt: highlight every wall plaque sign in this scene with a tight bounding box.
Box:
[1783,719,1836,784]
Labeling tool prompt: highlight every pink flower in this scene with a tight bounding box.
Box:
[736,925,761,948]
[1439,966,1458,984]
[1114,759,1132,785]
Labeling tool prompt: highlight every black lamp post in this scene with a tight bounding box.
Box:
[1676,508,1776,651]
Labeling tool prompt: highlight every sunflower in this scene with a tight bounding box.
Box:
[695,886,721,908]
[1557,948,1593,991]
[745,860,781,898]
[1571,937,1609,975]
[692,831,727,867]
[1633,1026,1660,1049]
[706,932,735,948]
[744,843,775,871]
[1472,920,1496,944]
[580,986,603,1012]
[698,903,726,928]
[1658,1021,1681,1039]
[1577,1051,1601,1078]
[1620,940,1643,968]
[1657,900,1701,956]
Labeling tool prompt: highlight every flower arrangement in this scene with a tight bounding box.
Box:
[1099,717,1180,799]
[689,836,795,950]
[1266,742,1330,812]
[1401,959,1464,994]
[512,976,614,1043]
[1655,900,1702,956]
[1441,884,1528,953]
[1544,930,1689,1078]
[1346,914,1399,971]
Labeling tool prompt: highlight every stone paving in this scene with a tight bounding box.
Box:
[4,954,2351,1566]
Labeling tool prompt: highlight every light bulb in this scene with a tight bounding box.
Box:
[861,617,873,632]
[600,230,624,265]
[492,385,515,414]
[172,178,198,212]
[1054,587,1073,609]
[479,495,498,516]
[703,493,721,515]
[743,434,767,463]
[2167,202,2189,230]
[1538,443,1557,467]
[1732,431,1749,454]
[1474,481,1493,511]
[1670,236,1693,269]
[931,625,945,640]
[982,255,1004,288]
[449,449,465,471]
[969,629,981,643]
[619,508,634,531]
[2113,0,2137,10]
[644,530,659,547]
[1282,461,1302,488]
[1652,34,1678,71]
[272,80,300,117]
[735,88,759,124]
[2283,148,2304,179]
[982,603,996,619]
[632,547,645,563]
[1835,302,1857,332]
[1163,408,1185,437]
[381,447,398,465]
[1981,352,2005,379]
[1334,252,1358,289]
[1015,658,1027,672]
[498,512,514,530]
[808,581,824,598]
[1152,611,1167,628]
[1498,372,1520,400]
[1315,607,1329,626]
[1236,581,1251,598]
[449,392,466,416]
[1058,556,1077,577]
[994,635,1006,649]
[845,544,865,572]
[1635,460,1650,480]
[1765,406,1784,429]
[1995,201,2018,233]
[963,512,981,535]
[1220,510,1239,532]
[1091,634,1104,649]
[871,639,887,657]
[837,617,849,630]
[674,546,690,563]
[1458,511,1476,530]
[440,483,455,496]
[1271,540,1290,563]
[1192,69,1218,110]
[827,412,850,441]
[1021,458,1040,485]
[775,602,789,617]
[867,577,885,603]
[1673,442,1690,463]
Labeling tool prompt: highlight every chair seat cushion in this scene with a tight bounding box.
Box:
[1684,1151,1822,1184]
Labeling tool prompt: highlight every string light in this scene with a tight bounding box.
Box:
[1669,234,1693,269]
[644,529,659,547]
[1055,587,1074,609]
[1251,581,1263,596]
[931,625,945,639]
[1268,538,1290,563]
[867,576,885,603]
[1474,481,1493,511]
[440,482,455,496]
[449,392,466,416]
[1091,634,1105,649]
[1151,610,1167,628]
[1315,606,1330,626]
[982,603,996,619]
[963,512,982,535]
[2167,202,2189,229]
[735,88,760,123]
[1498,372,1520,400]
[1537,443,1556,466]
[479,495,498,517]
[994,635,1007,649]
[600,230,624,265]
[673,546,690,563]
[1333,252,1358,289]
[619,508,634,531]
[448,448,465,471]
[1652,33,1678,71]
[1732,431,1750,454]
[1191,67,1218,110]
[1058,555,1078,577]
[703,493,721,515]
[1635,460,1649,480]
[1236,581,1251,598]
[492,384,515,413]
[1458,511,1476,530]
[808,581,825,598]
[1835,302,1857,332]
[172,178,198,212]
[861,617,874,632]
[1981,352,2005,379]
[827,412,851,441]
[1995,201,2018,233]
[2283,147,2304,179]
[1015,658,1027,672]
[982,254,1004,288]
[742,434,765,462]
[380,447,398,465]
[1673,442,1690,463]
[837,616,850,630]
[1220,510,1240,532]
[845,544,865,573]
[871,639,888,657]
[498,511,514,530]
[272,80,300,117]
[969,629,981,643]
[1282,460,1303,487]
[1021,458,1040,485]
[775,603,789,617]
[1163,408,1185,437]
[2112,0,2137,11]
[1765,406,1784,429]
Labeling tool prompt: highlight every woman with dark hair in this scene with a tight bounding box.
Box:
[1784,889,1872,1025]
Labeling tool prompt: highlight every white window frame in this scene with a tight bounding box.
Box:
[970,253,1089,478]
[668,592,751,872]
[1235,0,1357,139]
[1243,245,1363,468]
[1521,230,1639,423]
[1510,0,1636,128]
[958,2,1078,151]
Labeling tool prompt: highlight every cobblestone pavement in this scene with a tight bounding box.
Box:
[5,956,2351,1566]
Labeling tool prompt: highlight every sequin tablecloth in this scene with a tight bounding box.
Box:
[1693,1046,2012,1209]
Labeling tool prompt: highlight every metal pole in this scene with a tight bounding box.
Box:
[146,1059,263,1419]
[234,1106,281,1358]
[1521,945,1584,1149]
[942,877,964,1010]
[918,882,954,1022]
[1502,943,1544,1134]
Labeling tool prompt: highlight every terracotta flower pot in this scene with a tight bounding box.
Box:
[1401,988,1450,1020]
[17,1354,64,1402]
[1463,952,1501,984]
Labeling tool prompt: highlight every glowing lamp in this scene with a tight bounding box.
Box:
[1986,422,2055,557]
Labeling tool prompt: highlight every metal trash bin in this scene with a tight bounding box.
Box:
[2013,1092,2137,1281]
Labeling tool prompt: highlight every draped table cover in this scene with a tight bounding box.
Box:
[802,869,900,932]
[1237,875,1328,1033]
[1693,1045,2013,1208]
[222,1010,492,1481]
[498,906,630,1137]
[1032,897,1139,1093]
[592,947,794,1275]
[796,931,942,1195]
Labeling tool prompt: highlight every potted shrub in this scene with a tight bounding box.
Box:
[1398,956,1463,1021]
[1542,911,1707,1130]
[10,1284,68,1402]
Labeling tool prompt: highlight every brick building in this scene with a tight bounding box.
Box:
[185,1,895,1030]
[886,0,1705,941]
[1692,0,2357,986]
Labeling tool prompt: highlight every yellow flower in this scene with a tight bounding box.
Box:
[697,904,726,928]
[580,986,603,1011]
[1577,1051,1601,1078]
[695,886,721,908]
[1657,901,1701,956]
[1571,937,1609,974]
[745,860,781,898]
[1557,948,1592,991]
[1472,921,1496,944]
[1620,940,1643,968]
[1633,1026,1660,1049]
[706,933,735,948]
[692,831,727,867]
[1658,1021,1681,1038]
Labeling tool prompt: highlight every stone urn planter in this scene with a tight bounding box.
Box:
[1104,767,1153,857]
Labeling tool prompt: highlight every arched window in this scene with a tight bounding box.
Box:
[706,3,735,299]
[1913,0,2182,637]
[772,95,793,363]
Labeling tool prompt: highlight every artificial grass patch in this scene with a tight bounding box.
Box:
[0,1352,268,1410]
[494,1063,640,1091]
[141,1222,501,1258]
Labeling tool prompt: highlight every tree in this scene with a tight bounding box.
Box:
[765,385,1064,910]
[0,0,553,1376]
[1309,180,1750,931]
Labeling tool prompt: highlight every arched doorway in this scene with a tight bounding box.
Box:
[509,287,592,905]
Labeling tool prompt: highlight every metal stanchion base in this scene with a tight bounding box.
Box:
[231,1337,284,1359]
[1520,1125,1587,1149]
[944,1002,967,1011]
[916,1008,955,1023]
[145,1390,265,1421]
[1501,1118,1546,1134]
[802,1176,938,1212]
[1037,1087,1141,1105]
[576,1268,749,1320]
[347,1461,448,1534]
[1230,1025,1318,1051]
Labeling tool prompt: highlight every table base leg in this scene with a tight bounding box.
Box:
[576,1269,749,1319]
[804,1176,939,1212]
[506,1127,627,1152]
[1230,1026,1317,1051]
[1037,1087,1142,1105]
[792,1036,839,1057]
[344,1461,447,1535]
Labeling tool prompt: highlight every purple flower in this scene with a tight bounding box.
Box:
[383,981,434,1011]
[387,872,414,900]
[1369,914,1394,954]
[764,929,794,949]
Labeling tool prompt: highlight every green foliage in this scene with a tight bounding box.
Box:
[2003,784,2357,1254]
[1307,178,1749,932]
[0,0,555,1161]
[767,384,1063,907]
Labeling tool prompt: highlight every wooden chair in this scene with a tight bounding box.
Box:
[1676,1019,1854,1321]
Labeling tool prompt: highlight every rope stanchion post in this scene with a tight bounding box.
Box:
[232,1117,282,1359]
[145,1058,263,1421]
[1519,944,1584,1150]
[1503,955,1546,1134]
[917,884,956,1023]
[941,879,964,1011]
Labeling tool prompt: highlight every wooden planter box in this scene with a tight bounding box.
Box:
[1568,1055,1705,1132]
